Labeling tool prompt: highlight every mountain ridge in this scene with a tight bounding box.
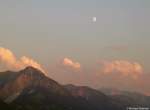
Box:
[0,66,149,110]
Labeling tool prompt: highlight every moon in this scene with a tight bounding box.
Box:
[92,17,96,22]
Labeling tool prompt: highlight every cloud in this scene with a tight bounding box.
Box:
[91,60,150,95]
[100,60,143,79]
[63,58,81,69]
[0,47,19,69]
[19,56,46,73]
[0,47,46,74]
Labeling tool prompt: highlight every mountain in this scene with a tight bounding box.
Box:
[64,84,123,110]
[99,88,125,96]
[0,67,68,102]
[65,85,150,109]
[0,67,93,110]
[0,67,149,110]
[100,88,150,108]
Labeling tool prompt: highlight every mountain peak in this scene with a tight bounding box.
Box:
[23,66,41,72]
[20,66,45,77]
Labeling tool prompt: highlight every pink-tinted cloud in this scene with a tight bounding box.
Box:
[0,47,20,70]
[63,58,81,69]
[0,47,46,74]
[100,60,143,79]
[19,56,46,73]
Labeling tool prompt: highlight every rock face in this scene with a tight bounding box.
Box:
[0,67,68,102]
[0,67,91,110]
[0,67,149,110]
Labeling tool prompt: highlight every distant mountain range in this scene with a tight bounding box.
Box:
[0,66,149,110]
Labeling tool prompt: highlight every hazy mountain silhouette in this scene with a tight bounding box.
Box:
[0,66,149,110]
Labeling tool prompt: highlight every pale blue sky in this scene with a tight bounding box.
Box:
[0,0,150,91]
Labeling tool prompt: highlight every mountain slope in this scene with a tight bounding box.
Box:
[0,67,68,101]
[64,84,123,110]
[0,67,92,110]
[100,88,150,108]
[0,67,149,110]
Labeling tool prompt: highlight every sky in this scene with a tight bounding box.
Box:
[0,0,150,95]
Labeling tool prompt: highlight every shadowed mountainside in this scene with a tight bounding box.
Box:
[0,67,149,110]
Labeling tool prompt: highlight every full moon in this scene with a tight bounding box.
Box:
[92,17,96,22]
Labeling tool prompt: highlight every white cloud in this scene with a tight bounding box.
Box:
[0,47,46,74]
[63,58,81,69]
[100,60,143,79]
